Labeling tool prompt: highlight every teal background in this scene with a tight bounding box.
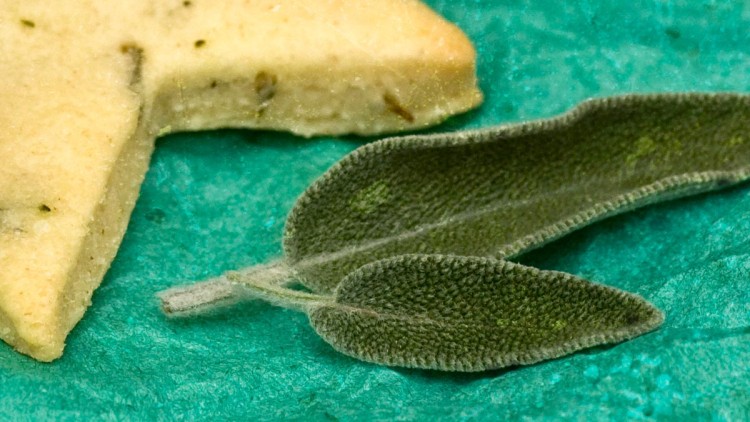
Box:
[3,0,750,420]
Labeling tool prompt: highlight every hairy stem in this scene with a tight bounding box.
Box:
[158,260,328,316]
[227,265,330,312]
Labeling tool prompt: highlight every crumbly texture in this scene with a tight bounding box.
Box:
[0,0,481,361]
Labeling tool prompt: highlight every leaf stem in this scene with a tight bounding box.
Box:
[158,260,328,316]
[227,264,329,312]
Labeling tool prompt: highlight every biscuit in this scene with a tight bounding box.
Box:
[0,0,482,361]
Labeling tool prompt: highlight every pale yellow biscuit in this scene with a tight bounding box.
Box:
[0,0,481,361]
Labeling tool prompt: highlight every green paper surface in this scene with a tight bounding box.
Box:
[3,1,750,419]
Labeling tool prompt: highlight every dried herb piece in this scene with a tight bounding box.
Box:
[119,43,144,87]
[383,92,415,122]
[160,93,750,371]
[20,19,35,28]
[254,71,277,116]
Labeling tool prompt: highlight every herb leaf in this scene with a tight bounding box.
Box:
[309,254,663,371]
[285,94,750,293]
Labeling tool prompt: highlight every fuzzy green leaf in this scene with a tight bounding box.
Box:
[160,93,750,372]
[309,255,663,371]
[285,94,750,292]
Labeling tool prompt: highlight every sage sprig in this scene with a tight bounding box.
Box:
[159,93,750,371]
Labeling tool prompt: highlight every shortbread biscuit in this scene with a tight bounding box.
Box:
[0,0,481,361]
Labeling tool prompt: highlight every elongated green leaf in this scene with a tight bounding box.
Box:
[160,93,750,372]
[285,94,750,292]
[308,254,663,371]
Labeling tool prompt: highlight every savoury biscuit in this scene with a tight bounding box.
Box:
[0,0,481,361]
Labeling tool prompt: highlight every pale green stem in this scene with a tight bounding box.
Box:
[226,267,330,312]
[158,260,329,316]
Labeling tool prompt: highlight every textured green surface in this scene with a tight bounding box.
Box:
[308,255,662,371]
[282,94,750,295]
[3,0,750,420]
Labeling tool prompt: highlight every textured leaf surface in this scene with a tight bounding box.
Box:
[284,94,750,293]
[309,255,663,371]
[159,94,750,371]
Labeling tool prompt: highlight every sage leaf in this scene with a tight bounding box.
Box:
[285,93,750,292]
[308,254,663,371]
